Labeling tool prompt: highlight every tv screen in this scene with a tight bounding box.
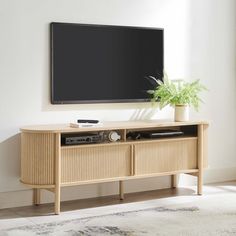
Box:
[51,22,164,104]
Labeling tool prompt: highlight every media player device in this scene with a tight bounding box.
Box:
[127,129,184,140]
[141,129,184,138]
[126,132,141,140]
[61,133,103,145]
[77,119,99,124]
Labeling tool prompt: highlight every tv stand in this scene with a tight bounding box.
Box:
[20,120,208,214]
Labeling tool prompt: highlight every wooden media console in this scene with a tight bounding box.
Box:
[20,120,208,214]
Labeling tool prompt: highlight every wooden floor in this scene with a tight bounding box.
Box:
[1,186,195,216]
[51,186,194,213]
[0,181,235,230]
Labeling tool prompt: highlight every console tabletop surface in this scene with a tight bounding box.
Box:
[21,119,209,133]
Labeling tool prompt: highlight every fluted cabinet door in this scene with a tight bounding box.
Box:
[134,138,197,175]
[61,144,131,183]
[21,132,55,185]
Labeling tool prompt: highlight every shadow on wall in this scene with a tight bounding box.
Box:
[41,82,162,120]
[0,134,22,193]
[129,105,159,120]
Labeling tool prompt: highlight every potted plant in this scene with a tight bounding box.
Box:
[147,74,207,122]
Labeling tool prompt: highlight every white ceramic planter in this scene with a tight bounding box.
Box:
[174,105,189,122]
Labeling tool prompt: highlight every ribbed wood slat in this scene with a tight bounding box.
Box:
[203,124,208,168]
[197,125,204,195]
[61,145,131,183]
[21,132,55,185]
[134,138,197,175]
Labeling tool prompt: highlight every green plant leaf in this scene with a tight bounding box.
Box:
[146,74,207,110]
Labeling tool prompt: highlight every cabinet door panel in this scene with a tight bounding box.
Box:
[134,138,197,175]
[21,133,55,185]
[61,144,131,183]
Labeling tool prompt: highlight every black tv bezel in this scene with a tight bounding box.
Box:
[50,22,164,104]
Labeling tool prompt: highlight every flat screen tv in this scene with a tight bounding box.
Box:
[51,22,164,104]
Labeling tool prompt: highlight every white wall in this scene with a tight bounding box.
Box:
[0,0,235,208]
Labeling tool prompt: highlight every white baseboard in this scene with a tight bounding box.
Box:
[0,167,235,210]
[204,166,236,184]
[0,176,170,209]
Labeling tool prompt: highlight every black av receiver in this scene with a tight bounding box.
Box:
[61,133,103,145]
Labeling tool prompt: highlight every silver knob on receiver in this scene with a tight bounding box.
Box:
[108,131,121,142]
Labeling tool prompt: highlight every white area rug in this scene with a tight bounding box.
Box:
[2,186,236,236]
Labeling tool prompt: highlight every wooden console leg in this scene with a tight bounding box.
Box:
[171,175,178,188]
[55,186,61,215]
[197,125,203,195]
[119,181,124,200]
[197,171,203,195]
[33,189,40,206]
[55,133,61,215]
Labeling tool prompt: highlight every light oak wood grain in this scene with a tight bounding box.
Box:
[134,138,197,175]
[33,189,40,206]
[60,169,199,187]
[119,181,124,200]
[21,133,55,185]
[20,120,209,133]
[20,120,208,214]
[55,133,61,214]
[61,145,132,183]
[197,125,204,195]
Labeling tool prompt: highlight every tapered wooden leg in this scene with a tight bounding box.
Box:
[171,175,178,188]
[55,186,60,215]
[197,171,203,195]
[55,133,61,215]
[33,189,36,205]
[33,189,40,206]
[197,125,203,195]
[119,181,124,200]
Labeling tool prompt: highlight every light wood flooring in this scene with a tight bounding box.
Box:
[0,181,235,230]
